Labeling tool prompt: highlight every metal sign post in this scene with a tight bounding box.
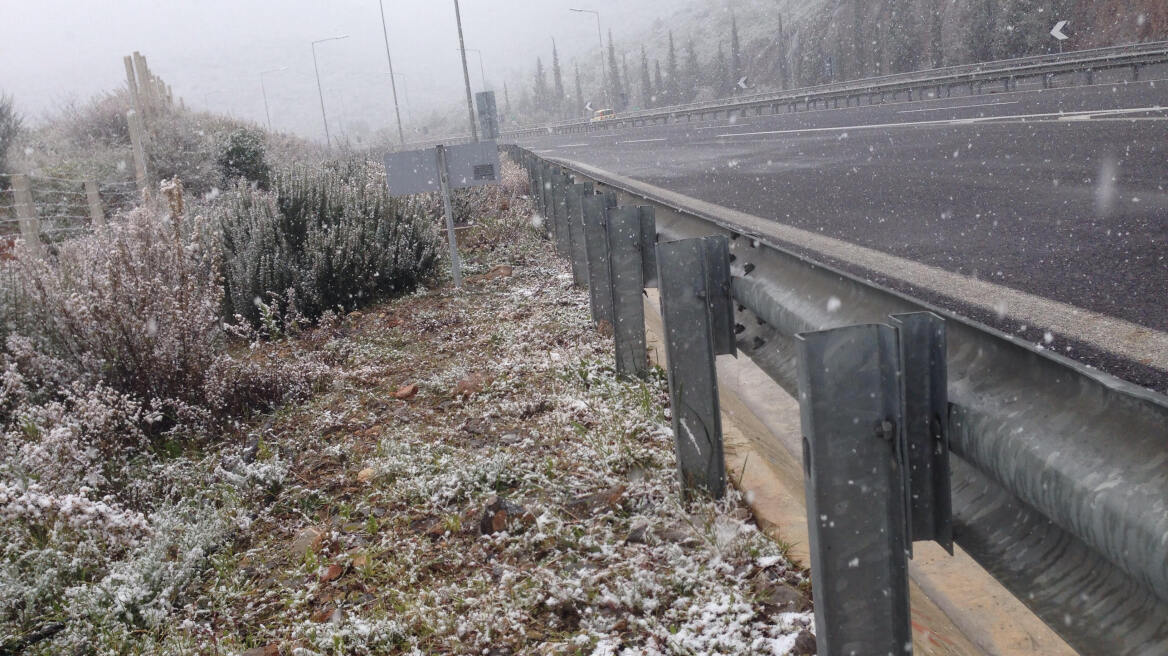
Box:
[382,140,499,290]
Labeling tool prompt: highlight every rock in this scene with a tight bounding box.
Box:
[319,563,345,583]
[290,527,324,558]
[240,645,280,656]
[625,524,650,544]
[596,319,614,338]
[753,573,811,613]
[351,552,369,567]
[393,383,418,400]
[479,496,534,534]
[565,485,626,518]
[467,264,515,285]
[311,606,341,623]
[654,525,698,548]
[455,373,487,398]
[792,630,817,655]
[356,467,375,483]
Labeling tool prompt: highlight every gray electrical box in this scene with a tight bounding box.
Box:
[476,91,500,141]
[382,141,499,197]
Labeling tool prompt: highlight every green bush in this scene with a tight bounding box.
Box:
[218,162,440,326]
[217,127,270,188]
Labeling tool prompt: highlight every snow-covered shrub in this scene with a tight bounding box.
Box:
[217,162,440,326]
[216,127,270,189]
[146,112,220,196]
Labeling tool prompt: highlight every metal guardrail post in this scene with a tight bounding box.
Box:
[893,312,953,553]
[796,323,912,656]
[551,172,572,258]
[638,206,658,289]
[565,182,592,288]
[582,193,614,327]
[606,205,648,379]
[656,236,734,499]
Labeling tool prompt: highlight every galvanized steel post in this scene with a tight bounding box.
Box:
[796,323,911,656]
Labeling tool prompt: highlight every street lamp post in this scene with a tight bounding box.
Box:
[379,0,406,146]
[259,66,287,132]
[311,34,350,147]
[452,0,479,142]
[569,8,610,109]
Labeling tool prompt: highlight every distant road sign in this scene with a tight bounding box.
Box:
[585,101,594,112]
[1051,20,1069,41]
[737,76,750,90]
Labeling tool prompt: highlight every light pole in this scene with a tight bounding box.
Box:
[259,66,287,132]
[311,34,349,147]
[456,48,487,90]
[378,0,406,146]
[569,8,610,109]
[452,0,479,142]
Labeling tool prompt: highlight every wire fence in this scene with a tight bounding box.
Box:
[0,172,142,243]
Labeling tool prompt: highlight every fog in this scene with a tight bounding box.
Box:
[0,0,680,141]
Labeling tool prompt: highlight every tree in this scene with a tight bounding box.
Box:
[606,30,627,110]
[967,0,997,62]
[684,38,702,100]
[929,0,944,68]
[574,62,586,116]
[503,82,512,117]
[730,11,744,93]
[665,31,681,105]
[851,0,867,79]
[533,57,549,112]
[640,46,655,108]
[712,42,730,96]
[551,40,566,116]
[0,93,21,190]
[776,15,790,89]
[653,60,665,107]
[885,0,922,73]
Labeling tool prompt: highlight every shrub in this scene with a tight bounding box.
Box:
[145,113,219,196]
[0,93,21,188]
[216,127,269,188]
[217,162,440,326]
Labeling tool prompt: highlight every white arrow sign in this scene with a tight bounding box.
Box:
[1051,20,1069,41]
[737,76,749,90]
[584,101,594,112]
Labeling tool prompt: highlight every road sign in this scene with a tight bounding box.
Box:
[476,91,499,140]
[1051,20,1069,41]
[585,101,594,112]
[383,141,500,288]
[737,76,750,90]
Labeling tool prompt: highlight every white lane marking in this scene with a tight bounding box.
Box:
[555,143,590,148]
[553,157,1168,370]
[617,137,668,144]
[693,122,756,130]
[716,105,1167,137]
[898,101,1020,114]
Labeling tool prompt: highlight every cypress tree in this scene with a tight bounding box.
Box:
[640,46,654,108]
[551,40,566,115]
[666,31,681,104]
[684,38,701,100]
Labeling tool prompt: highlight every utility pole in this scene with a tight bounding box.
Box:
[379,0,406,146]
[260,66,287,132]
[570,8,610,109]
[311,34,350,147]
[452,0,479,142]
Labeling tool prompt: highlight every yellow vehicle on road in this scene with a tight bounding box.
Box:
[590,108,615,122]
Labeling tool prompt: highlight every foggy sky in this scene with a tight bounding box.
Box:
[0,0,680,141]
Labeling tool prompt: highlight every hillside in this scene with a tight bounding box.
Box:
[502,0,1168,126]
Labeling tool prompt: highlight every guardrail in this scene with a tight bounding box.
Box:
[502,40,1168,138]
[504,143,1168,655]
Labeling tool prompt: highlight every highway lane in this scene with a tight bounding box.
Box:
[517,80,1168,390]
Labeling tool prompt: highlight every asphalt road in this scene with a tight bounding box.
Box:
[518,79,1168,391]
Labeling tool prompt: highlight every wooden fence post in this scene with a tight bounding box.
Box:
[124,55,141,113]
[84,179,105,227]
[126,110,150,200]
[12,174,42,257]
